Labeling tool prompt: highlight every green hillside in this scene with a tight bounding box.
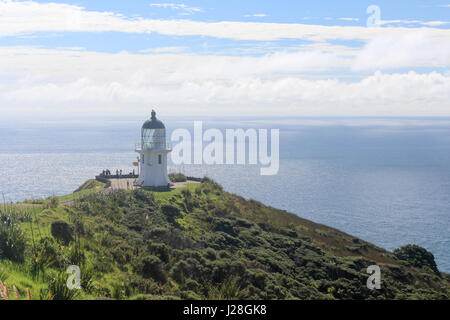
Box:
[0,178,448,300]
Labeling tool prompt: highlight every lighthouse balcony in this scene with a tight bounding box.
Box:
[135,142,172,152]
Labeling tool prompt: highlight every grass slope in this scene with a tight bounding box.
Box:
[0,178,448,300]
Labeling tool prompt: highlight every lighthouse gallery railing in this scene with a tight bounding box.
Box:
[135,142,172,151]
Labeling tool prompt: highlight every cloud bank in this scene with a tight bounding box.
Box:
[0,1,449,118]
[0,0,448,42]
[0,47,448,117]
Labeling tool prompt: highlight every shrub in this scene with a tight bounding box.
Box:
[203,248,217,261]
[136,255,167,283]
[217,278,244,300]
[123,209,146,232]
[394,244,440,275]
[132,189,157,206]
[148,242,171,263]
[213,218,237,236]
[169,173,187,182]
[161,205,182,221]
[0,267,8,282]
[144,227,170,241]
[0,213,26,262]
[126,275,160,295]
[40,271,80,300]
[111,241,134,264]
[184,279,200,292]
[43,197,59,210]
[205,232,242,249]
[30,237,61,280]
[80,266,95,294]
[51,221,74,244]
[145,227,194,250]
[170,260,189,283]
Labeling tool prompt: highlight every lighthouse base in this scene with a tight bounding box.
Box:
[135,149,171,188]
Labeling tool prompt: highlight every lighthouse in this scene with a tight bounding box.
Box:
[135,110,172,188]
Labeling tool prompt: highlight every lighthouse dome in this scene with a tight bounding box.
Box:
[141,110,167,150]
[142,110,165,129]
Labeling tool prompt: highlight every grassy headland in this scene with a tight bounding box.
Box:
[0,178,448,300]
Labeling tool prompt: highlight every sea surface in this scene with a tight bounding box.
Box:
[0,117,449,272]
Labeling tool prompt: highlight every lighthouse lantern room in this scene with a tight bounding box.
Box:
[135,110,172,187]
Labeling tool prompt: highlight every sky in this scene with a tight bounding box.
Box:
[0,0,449,119]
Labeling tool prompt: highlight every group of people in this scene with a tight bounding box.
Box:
[101,169,136,177]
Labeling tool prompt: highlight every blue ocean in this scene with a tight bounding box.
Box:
[0,117,449,272]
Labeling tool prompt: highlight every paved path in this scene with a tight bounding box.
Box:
[108,178,199,191]
[62,179,200,205]
[109,178,138,191]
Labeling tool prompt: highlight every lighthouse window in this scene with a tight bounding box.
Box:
[158,154,162,164]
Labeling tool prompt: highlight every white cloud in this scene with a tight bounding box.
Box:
[139,46,187,53]
[0,0,449,43]
[245,14,268,18]
[0,1,449,118]
[379,19,422,25]
[3,71,449,117]
[150,3,203,13]
[421,21,449,26]
[379,19,450,27]
[353,29,450,70]
[0,46,351,83]
[0,47,448,117]
[338,18,360,22]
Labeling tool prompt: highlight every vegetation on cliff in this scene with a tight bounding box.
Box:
[0,178,448,300]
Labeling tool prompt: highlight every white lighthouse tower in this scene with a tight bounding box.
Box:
[135,110,172,188]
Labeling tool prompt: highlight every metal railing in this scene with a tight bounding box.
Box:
[135,142,172,151]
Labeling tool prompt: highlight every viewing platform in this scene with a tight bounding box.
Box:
[96,173,138,180]
[95,172,200,192]
[95,172,138,189]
